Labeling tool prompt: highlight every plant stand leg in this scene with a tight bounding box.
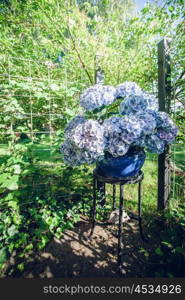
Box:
[89,176,97,237]
[97,181,106,206]
[138,181,148,242]
[117,184,126,275]
[112,184,116,210]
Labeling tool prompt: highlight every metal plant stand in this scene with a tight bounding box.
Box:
[90,169,147,274]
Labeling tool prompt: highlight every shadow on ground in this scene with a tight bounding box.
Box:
[5,216,158,278]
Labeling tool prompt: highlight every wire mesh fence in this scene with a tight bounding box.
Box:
[0,54,89,138]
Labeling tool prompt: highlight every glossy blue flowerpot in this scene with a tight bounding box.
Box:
[97,147,146,179]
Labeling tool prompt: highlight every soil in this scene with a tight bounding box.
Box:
[6,215,159,278]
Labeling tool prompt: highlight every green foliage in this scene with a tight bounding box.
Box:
[0,141,93,275]
[0,0,184,277]
[142,205,185,277]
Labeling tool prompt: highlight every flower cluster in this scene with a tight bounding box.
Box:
[64,116,86,139]
[133,110,177,153]
[120,93,158,115]
[80,84,116,111]
[144,135,165,154]
[103,117,130,157]
[61,81,178,166]
[116,81,142,98]
[61,118,104,166]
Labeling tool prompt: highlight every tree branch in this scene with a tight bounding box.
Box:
[67,24,93,84]
[37,2,93,85]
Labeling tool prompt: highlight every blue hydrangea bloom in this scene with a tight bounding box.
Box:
[103,117,130,156]
[132,134,146,148]
[120,94,148,114]
[80,84,116,111]
[120,93,158,115]
[155,111,177,131]
[61,82,178,165]
[119,115,143,143]
[64,116,86,139]
[116,81,142,99]
[60,140,85,166]
[156,128,177,144]
[144,135,165,154]
[143,93,158,111]
[107,138,129,157]
[135,111,156,135]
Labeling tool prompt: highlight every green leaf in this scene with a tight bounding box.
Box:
[161,241,173,248]
[0,173,9,184]
[0,247,9,264]
[7,225,18,237]
[17,263,24,271]
[175,247,184,254]
[13,164,21,174]
[4,175,19,191]
[155,247,163,256]
[24,244,33,252]
[168,6,174,12]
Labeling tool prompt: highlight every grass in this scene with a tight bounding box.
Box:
[105,159,158,215]
[171,144,185,171]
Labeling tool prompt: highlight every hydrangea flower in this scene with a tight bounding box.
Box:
[135,111,156,135]
[60,140,84,166]
[107,138,129,157]
[156,128,177,144]
[120,94,148,114]
[61,140,104,166]
[80,84,116,111]
[103,117,122,141]
[72,119,104,153]
[61,119,105,166]
[61,81,178,165]
[116,81,142,99]
[132,134,146,148]
[155,111,177,130]
[103,117,129,156]
[103,115,144,156]
[143,93,158,111]
[119,115,143,143]
[64,116,86,139]
[144,134,165,154]
[120,93,158,115]
[119,101,132,115]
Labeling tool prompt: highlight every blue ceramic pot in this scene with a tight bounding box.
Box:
[96,146,146,179]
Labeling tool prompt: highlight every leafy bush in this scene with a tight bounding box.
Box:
[144,206,185,277]
[0,141,94,274]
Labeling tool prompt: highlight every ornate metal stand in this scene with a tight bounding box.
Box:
[90,169,147,274]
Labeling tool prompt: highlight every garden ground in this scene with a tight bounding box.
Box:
[2,215,161,278]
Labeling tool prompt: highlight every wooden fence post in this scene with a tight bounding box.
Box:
[157,38,171,210]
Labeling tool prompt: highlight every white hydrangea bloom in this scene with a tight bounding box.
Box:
[72,120,104,154]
